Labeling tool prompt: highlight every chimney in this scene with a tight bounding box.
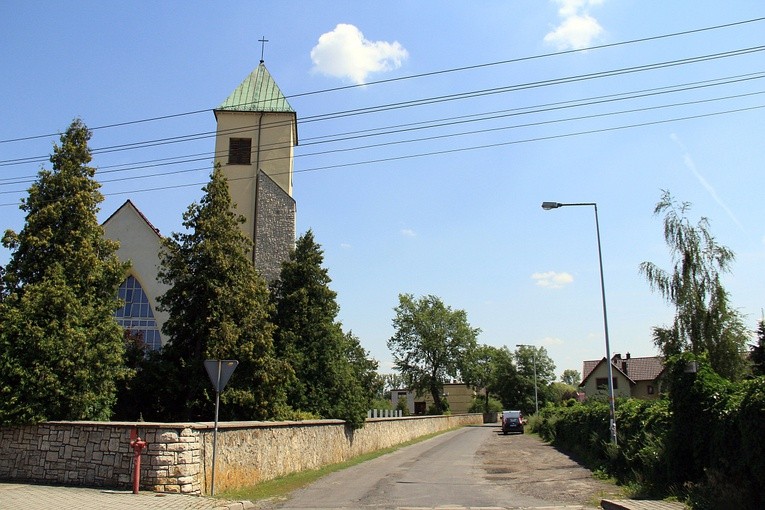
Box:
[626,352,631,359]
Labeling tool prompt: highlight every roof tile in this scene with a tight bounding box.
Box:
[581,355,664,385]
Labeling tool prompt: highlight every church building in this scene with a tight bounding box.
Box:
[102,61,297,349]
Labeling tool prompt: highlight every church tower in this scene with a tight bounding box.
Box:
[213,62,298,282]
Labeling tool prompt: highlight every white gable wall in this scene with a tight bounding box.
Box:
[103,201,170,347]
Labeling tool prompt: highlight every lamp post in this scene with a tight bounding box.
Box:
[516,344,538,414]
[541,201,617,445]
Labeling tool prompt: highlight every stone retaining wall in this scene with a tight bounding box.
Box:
[0,421,204,494]
[0,414,482,495]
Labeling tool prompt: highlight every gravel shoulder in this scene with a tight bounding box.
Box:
[477,426,624,507]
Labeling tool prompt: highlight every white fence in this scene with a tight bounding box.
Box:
[367,409,403,418]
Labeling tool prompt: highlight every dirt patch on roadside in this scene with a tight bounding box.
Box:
[477,427,624,507]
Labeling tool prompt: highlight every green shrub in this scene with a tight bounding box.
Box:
[467,396,502,413]
[282,409,321,421]
[427,401,450,415]
[534,358,765,507]
[686,376,765,509]
[370,398,393,410]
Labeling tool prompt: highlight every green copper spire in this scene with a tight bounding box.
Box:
[217,63,294,113]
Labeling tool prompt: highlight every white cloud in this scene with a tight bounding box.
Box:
[531,271,574,289]
[545,0,605,50]
[310,24,408,84]
[340,243,352,249]
[553,0,604,17]
[400,228,416,238]
[540,336,565,347]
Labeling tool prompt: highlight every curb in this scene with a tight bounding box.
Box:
[601,499,687,510]
[214,501,257,510]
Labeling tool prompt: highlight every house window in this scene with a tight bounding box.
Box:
[115,276,162,351]
[596,377,618,390]
[647,385,654,395]
[228,138,252,165]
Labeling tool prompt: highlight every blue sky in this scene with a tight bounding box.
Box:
[2,1,764,379]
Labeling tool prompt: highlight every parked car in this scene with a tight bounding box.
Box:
[501,410,524,435]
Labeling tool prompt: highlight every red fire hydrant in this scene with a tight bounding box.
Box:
[129,427,148,494]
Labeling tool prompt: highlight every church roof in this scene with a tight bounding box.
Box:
[102,199,162,237]
[216,63,294,113]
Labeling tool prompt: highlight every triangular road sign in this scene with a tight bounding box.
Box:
[204,359,239,393]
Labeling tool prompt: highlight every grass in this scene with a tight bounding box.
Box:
[217,428,458,503]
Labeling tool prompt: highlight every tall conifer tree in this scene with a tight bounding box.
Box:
[0,119,127,423]
[271,231,376,428]
[157,166,289,421]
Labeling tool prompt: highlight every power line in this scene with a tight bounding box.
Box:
[292,104,765,175]
[1,100,762,207]
[296,72,765,148]
[293,90,765,161]
[1,70,763,188]
[1,15,763,145]
[2,44,763,169]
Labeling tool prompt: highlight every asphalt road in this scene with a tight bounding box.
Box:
[260,423,596,509]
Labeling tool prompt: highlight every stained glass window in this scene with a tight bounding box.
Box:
[115,276,162,351]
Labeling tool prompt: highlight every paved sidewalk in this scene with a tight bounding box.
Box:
[0,483,691,510]
[0,482,256,510]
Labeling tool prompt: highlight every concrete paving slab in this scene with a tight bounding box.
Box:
[601,499,687,510]
[0,482,255,510]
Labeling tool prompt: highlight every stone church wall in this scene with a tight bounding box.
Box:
[254,170,296,282]
[0,414,482,496]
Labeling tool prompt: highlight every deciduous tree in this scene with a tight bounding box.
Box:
[486,346,523,410]
[560,369,582,386]
[0,119,127,424]
[640,191,749,380]
[462,344,505,412]
[751,320,765,377]
[388,294,479,414]
[514,345,556,413]
[380,373,406,399]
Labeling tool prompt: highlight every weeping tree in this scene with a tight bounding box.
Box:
[639,190,749,381]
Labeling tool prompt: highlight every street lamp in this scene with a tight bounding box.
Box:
[541,201,617,445]
[516,344,538,414]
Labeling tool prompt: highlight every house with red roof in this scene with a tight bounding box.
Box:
[580,353,666,400]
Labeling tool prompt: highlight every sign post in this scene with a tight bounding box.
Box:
[204,359,238,496]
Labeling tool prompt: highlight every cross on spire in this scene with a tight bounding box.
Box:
[258,36,269,63]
